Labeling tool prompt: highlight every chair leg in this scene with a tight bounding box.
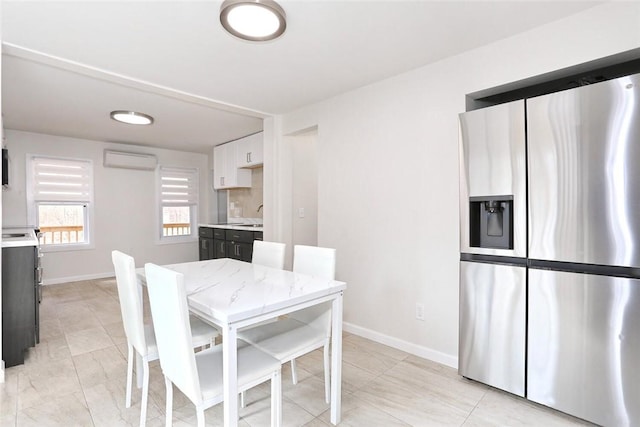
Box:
[271,368,282,427]
[136,352,144,388]
[290,358,298,385]
[125,343,134,408]
[164,376,173,427]
[323,343,330,404]
[140,359,150,427]
[196,409,205,427]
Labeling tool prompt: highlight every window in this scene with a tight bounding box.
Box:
[28,156,93,248]
[158,166,198,240]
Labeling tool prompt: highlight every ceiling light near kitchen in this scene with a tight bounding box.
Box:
[110,110,154,125]
[220,0,286,42]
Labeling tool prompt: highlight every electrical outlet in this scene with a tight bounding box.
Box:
[298,207,305,218]
[415,303,425,321]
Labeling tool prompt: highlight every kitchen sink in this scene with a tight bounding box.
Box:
[236,224,263,228]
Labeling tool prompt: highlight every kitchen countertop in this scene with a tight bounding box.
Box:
[2,228,39,248]
[199,223,264,232]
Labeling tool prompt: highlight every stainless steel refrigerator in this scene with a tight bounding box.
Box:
[459,73,640,426]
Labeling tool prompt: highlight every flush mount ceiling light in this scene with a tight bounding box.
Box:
[220,0,286,42]
[110,110,154,125]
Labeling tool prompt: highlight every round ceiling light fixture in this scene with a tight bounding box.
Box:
[220,0,286,42]
[110,110,154,125]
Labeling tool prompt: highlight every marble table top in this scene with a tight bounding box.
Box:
[137,258,346,324]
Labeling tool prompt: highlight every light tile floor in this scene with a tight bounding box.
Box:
[1,278,595,426]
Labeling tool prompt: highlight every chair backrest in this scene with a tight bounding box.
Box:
[252,240,286,269]
[112,250,147,356]
[144,263,202,406]
[292,245,336,280]
[291,245,336,330]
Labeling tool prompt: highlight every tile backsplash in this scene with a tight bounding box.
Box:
[228,167,263,220]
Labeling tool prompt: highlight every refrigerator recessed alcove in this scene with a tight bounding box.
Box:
[460,71,640,427]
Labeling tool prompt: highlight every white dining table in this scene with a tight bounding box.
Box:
[136,257,347,427]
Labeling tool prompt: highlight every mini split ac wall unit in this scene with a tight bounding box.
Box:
[103,150,157,170]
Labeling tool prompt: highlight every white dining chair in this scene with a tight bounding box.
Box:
[111,250,219,427]
[238,244,336,404]
[144,263,282,427]
[252,240,286,269]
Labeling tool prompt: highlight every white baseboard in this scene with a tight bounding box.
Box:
[0,360,5,383]
[343,321,458,369]
[43,272,115,286]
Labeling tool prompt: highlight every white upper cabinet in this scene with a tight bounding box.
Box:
[235,132,263,168]
[213,143,251,189]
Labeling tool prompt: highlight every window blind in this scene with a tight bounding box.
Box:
[159,167,198,205]
[31,157,92,202]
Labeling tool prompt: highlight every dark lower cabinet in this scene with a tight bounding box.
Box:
[2,245,38,367]
[199,227,227,260]
[199,237,213,261]
[213,239,226,258]
[224,229,255,262]
[227,241,253,261]
[212,228,226,259]
[198,227,262,262]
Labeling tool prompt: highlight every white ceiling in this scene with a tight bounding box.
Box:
[1,1,602,154]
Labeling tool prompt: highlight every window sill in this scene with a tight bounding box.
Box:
[40,242,95,253]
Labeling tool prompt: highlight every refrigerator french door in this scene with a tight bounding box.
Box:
[459,261,525,396]
[458,99,527,396]
[527,73,640,425]
[528,270,640,426]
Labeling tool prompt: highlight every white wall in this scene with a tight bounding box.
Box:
[291,132,318,248]
[2,130,210,284]
[272,2,640,367]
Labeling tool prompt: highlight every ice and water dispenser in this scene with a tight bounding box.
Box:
[469,196,514,250]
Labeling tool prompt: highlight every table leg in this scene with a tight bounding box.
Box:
[222,324,238,427]
[330,292,343,425]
